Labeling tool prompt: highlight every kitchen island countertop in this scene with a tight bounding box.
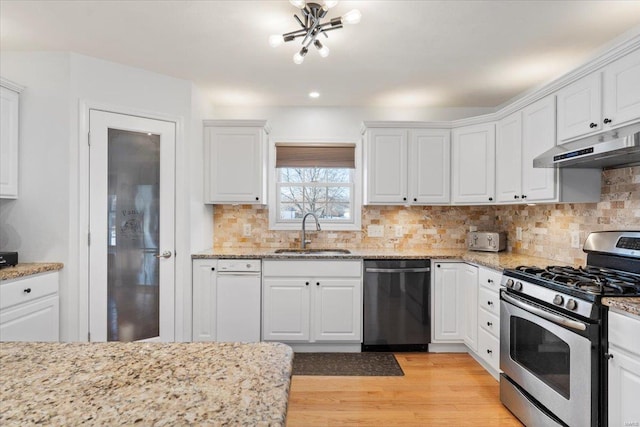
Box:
[0,341,293,426]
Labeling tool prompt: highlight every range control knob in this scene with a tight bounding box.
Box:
[566,299,578,311]
[506,279,514,289]
[553,295,564,306]
[514,281,523,291]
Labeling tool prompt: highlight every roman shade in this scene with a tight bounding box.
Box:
[275,143,356,168]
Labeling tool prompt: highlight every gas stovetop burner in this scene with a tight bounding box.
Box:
[514,265,640,296]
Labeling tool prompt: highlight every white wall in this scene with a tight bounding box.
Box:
[1,52,210,342]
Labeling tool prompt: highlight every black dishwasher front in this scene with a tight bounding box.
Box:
[362,259,431,352]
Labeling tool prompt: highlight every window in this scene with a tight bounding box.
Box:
[269,142,361,230]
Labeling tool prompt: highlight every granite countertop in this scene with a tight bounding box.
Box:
[0,263,63,281]
[0,341,293,426]
[193,248,563,272]
[602,297,640,318]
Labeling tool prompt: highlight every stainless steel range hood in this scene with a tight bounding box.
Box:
[533,125,640,169]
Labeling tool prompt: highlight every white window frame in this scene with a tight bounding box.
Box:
[268,138,362,231]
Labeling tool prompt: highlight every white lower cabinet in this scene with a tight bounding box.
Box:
[0,271,60,342]
[262,260,362,344]
[608,310,640,427]
[475,266,503,373]
[433,261,478,346]
[192,259,261,342]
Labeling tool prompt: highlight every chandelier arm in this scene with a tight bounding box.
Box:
[301,15,320,46]
[294,14,306,29]
[317,23,343,33]
[283,28,310,38]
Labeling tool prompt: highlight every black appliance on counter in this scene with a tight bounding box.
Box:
[499,230,640,427]
[0,251,18,269]
[362,259,431,351]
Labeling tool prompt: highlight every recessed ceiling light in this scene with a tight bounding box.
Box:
[309,91,320,98]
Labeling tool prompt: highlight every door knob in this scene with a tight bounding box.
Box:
[155,251,172,259]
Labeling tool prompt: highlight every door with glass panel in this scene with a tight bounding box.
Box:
[89,110,175,342]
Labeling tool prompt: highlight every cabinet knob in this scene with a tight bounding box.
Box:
[603,118,612,124]
[488,197,493,201]
[589,122,597,128]
[487,349,493,354]
[487,301,493,306]
[211,267,215,271]
[487,321,493,327]
[23,288,32,294]
[316,282,320,286]
[521,195,527,199]
[514,195,519,199]
[605,353,614,360]
[437,264,441,268]
[488,279,493,283]
[255,197,259,201]
[305,281,309,286]
[413,198,417,202]
[403,197,407,201]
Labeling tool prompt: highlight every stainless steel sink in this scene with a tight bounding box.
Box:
[273,248,351,255]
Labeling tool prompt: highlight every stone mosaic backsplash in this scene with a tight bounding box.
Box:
[213,166,639,265]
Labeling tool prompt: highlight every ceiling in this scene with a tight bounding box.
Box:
[2,1,640,108]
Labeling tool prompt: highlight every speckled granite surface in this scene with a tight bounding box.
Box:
[0,263,63,281]
[602,297,640,317]
[0,341,293,426]
[192,248,566,272]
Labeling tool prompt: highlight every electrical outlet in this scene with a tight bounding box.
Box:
[368,225,384,238]
[516,227,522,241]
[243,224,252,237]
[571,231,580,249]
[469,225,478,232]
[395,225,403,238]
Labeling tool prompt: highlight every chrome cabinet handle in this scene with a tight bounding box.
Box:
[155,251,172,259]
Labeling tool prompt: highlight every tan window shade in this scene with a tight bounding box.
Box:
[276,143,355,168]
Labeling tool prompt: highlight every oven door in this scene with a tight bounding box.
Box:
[500,290,596,427]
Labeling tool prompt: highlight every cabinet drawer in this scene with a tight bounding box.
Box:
[478,308,500,338]
[478,286,499,316]
[478,267,502,292]
[263,260,362,277]
[478,328,500,372]
[0,272,59,310]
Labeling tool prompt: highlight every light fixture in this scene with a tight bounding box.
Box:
[309,91,320,98]
[269,0,361,64]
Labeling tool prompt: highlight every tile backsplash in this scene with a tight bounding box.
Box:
[213,166,639,264]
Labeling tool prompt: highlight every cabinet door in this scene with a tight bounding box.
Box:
[556,72,602,142]
[495,112,522,202]
[460,264,478,352]
[0,296,59,342]
[313,278,361,342]
[216,274,261,342]
[262,278,310,342]
[608,345,640,427]
[433,263,464,341]
[522,96,557,201]
[452,123,495,204]
[603,48,640,128]
[409,129,450,204]
[0,86,19,199]
[192,259,217,342]
[204,126,264,203]
[365,128,407,204]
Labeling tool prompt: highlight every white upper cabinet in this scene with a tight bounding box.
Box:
[409,129,451,204]
[603,48,640,128]
[364,128,407,204]
[364,126,450,205]
[495,111,523,202]
[557,48,640,142]
[451,123,495,204]
[1,78,23,199]
[203,120,268,204]
[521,96,557,202]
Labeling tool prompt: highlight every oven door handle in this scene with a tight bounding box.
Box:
[501,291,587,331]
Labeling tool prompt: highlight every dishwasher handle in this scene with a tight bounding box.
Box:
[217,271,261,276]
[365,267,431,274]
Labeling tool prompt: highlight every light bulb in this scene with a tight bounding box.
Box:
[293,52,305,64]
[289,0,306,9]
[309,91,320,98]
[342,9,361,24]
[314,40,330,58]
[269,34,284,47]
[323,0,338,8]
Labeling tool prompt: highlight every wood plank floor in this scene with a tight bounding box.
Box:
[286,353,523,426]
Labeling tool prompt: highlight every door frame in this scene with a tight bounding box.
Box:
[77,100,188,342]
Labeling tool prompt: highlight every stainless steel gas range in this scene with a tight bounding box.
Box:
[499,230,640,427]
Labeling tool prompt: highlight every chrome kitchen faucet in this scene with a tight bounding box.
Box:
[301,212,321,249]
